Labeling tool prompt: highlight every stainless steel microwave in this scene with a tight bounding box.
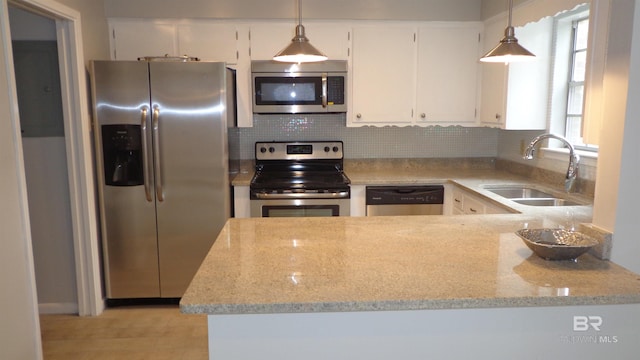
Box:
[251,60,348,114]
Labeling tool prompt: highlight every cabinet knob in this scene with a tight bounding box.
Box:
[420,113,426,119]
[356,113,362,119]
[495,113,501,120]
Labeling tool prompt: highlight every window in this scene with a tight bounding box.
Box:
[565,17,591,149]
[549,5,597,152]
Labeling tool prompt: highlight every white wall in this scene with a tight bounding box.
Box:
[482,0,531,19]
[103,0,482,21]
[0,0,43,358]
[55,0,108,61]
[599,0,640,274]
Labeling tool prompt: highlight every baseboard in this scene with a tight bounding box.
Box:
[38,302,79,314]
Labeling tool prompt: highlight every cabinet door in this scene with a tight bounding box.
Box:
[463,195,486,215]
[249,23,293,60]
[304,23,351,60]
[480,16,552,129]
[110,20,177,60]
[177,23,238,63]
[451,187,465,214]
[417,23,482,125]
[350,26,417,125]
[479,16,508,126]
[249,22,350,61]
[503,18,552,130]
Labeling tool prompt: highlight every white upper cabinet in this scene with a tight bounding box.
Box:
[479,16,508,126]
[302,22,351,60]
[479,16,552,130]
[249,23,293,60]
[109,19,253,127]
[177,23,239,63]
[109,18,484,129]
[109,19,240,63]
[249,22,350,61]
[350,25,417,126]
[110,20,178,60]
[349,22,482,127]
[416,23,482,125]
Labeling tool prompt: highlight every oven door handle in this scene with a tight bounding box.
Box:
[254,191,349,200]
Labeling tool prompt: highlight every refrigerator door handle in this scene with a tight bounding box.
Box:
[152,106,164,202]
[141,107,153,202]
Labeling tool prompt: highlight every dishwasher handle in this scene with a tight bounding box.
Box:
[366,185,444,205]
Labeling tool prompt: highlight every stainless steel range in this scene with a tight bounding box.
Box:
[250,141,350,217]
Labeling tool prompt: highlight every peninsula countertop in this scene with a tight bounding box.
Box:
[184,159,640,315]
[180,213,640,315]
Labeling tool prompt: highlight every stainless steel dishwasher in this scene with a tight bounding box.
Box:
[366,185,444,216]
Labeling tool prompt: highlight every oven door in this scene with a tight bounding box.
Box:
[250,198,350,217]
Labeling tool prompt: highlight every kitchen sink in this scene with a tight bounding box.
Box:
[512,198,581,207]
[483,186,554,199]
[482,185,583,207]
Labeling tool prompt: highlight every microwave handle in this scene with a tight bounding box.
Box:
[322,73,328,108]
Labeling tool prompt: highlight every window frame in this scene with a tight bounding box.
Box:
[548,5,597,152]
[565,15,593,151]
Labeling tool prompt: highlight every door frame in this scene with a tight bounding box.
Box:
[4,0,102,315]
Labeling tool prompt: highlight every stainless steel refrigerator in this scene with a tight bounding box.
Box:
[90,59,236,300]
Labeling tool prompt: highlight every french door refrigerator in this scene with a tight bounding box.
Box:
[91,59,235,300]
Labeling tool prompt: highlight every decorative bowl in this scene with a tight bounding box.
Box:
[515,228,599,261]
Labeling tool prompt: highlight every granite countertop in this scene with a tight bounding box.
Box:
[183,159,640,315]
[232,157,595,225]
[180,215,640,315]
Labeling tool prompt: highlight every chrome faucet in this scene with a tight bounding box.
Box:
[523,133,580,192]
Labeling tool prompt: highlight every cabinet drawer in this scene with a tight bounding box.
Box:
[463,195,486,215]
[452,188,464,211]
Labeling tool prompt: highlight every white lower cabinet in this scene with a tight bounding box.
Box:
[448,184,511,215]
[350,185,366,217]
[233,186,250,218]
[236,183,511,218]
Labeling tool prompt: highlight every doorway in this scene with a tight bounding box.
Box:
[9,6,77,314]
[3,0,103,316]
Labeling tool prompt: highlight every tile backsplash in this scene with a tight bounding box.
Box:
[233,114,500,159]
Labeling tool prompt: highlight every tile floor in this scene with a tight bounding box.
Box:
[39,305,208,359]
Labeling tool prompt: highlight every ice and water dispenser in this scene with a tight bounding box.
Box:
[101,124,144,186]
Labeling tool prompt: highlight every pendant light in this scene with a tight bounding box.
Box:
[273,0,327,63]
[480,0,535,63]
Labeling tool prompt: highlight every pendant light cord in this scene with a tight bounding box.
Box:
[298,0,302,27]
[508,0,513,27]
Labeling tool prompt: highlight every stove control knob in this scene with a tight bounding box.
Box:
[333,146,339,153]
[324,146,330,152]
[259,147,267,153]
[269,147,275,153]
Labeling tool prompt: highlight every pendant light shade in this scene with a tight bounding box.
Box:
[480,0,535,63]
[273,0,327,63]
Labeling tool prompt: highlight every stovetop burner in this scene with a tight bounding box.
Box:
[250,141,350,198]
[251,169,350,190]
